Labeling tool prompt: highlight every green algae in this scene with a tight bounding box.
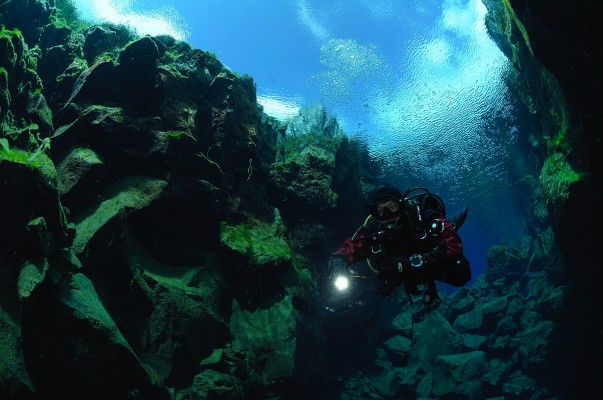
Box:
[539,153,583,203]
[501,0,534,57]
[52,0,90,32]
[0,144,57,184]
[220,209,292,267]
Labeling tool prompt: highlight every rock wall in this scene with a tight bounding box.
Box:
[0,1,373,399]
[482,0,602,397]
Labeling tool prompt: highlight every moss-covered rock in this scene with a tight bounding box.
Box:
[0,301,34,397]
[230,295,297,384]
[539,152,583,204]
[190,369,243,400]
[57,146,104,195]
[72,176,167,255]
[82,24,136,65]
[0,144,66,262]
[485,245,522,283]
[220,208,291,268]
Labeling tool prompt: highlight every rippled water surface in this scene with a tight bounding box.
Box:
[73,0,535,279]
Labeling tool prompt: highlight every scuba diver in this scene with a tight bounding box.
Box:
[332,183,471,309]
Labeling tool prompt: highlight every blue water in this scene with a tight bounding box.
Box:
[72,0,532,284]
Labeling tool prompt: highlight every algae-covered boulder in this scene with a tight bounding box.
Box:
[539,152,583,205]
[230,295,297,384]
[485,245,522,283]
[82,24,135,65]
[121,234,231,385]
[57,146,104,196]
[220,208,291,268]
[0,25,53,133]
[0,144,66,259]
[72,176,167,256]
[190,369,243,400]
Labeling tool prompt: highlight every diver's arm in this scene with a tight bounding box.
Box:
[423,219,463,263]
[334,228,372,262]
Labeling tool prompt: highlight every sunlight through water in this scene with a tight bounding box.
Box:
[69,0,534,276]
[70,0,189,40]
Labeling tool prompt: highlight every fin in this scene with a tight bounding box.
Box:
[449,206,468,230]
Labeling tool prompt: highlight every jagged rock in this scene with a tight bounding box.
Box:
[17,258,50,300]
[502,371,536,398]
[72,176,167,255]
[269,144,339,213]
[462,333,486,350]
[372,365,421,398]
[483,358,514,386]
[383,335,412,359]
[129,253,231,385]
[485,245,522,283]
[0,0,52,45]
[491,335,520,359]
[518,320,555,368]
[25,86,53,132]
[431,351,488,399]
[506,295,524,316]
[200,346,246,377]
[0,304,34,397]
[22,273,170,399]
[119,36,162,70]
[190,369,242,400]
[416,372,433,398]
[538,284,571,318]
[58,58,119,108]
[409,312,463,370]
[392,308,413,338]
[57,146,104,196]
[519,310,539,330]
[266,104,366,226]
[0,147,66,259]
[82,24,135,65]
[482,295,508,314]
[447,286,475,313]
[230,295,297,384]
[453,308,484,332]
[372,368,401,398]
[496,315,519,335]
[0,25,53,133]
[129,176,221,265]
[220,208,291,268]
[374,347,393,372]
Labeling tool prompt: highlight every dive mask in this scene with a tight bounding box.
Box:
[370,199,402,221]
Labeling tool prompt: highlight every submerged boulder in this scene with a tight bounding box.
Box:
[431,351,489,399]
[230,295,297,384]
[71,176,167,256]
[220,208,291,268]
[21,273,170,399]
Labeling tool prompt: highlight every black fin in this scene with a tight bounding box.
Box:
[449,206,468,230]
